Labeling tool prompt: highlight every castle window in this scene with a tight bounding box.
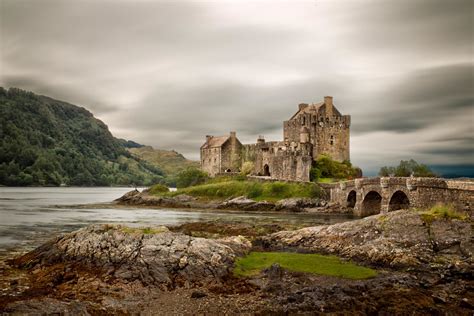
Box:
[302,116,306,125]
[330,140,334,145]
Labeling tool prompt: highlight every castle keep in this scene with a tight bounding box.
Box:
[200,96,351,182]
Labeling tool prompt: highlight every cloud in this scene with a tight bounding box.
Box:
[0,0,472,176]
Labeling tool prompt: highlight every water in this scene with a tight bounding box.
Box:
[0,187,355,256]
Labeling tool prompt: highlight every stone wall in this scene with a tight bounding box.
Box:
[220,134,243,172]
[328,177,474,217]
[200,147,221,177]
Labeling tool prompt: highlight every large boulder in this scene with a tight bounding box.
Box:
[15,225,251,288]
[258,210,473,268]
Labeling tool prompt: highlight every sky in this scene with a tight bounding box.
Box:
[1,0,473,176]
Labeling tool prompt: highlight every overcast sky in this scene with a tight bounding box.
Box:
[1,0,473,175]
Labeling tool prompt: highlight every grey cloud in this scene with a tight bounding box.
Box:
[352,63,474,134]
[1,0,473,170]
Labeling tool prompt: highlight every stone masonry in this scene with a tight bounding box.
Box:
[326,177,474,216]
[200,96,351,181]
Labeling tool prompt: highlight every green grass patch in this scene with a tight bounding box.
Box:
[316,177,336,184]
[154,180,321,202]
[234,252,377,279]
[419,204,467,223]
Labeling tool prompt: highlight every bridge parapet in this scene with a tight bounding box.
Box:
[328,177,473,217]
[446,180,474,191]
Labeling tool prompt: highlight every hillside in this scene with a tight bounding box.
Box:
[0,87,165,186]
[129,146,199,184]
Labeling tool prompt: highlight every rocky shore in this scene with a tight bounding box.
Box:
[1,210,473,315]
[115,189,348,213]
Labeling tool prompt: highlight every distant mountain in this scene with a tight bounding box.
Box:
[0,87,166,186]
[129,146,199,185]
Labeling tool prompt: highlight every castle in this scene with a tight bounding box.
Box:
[200,96,351,182]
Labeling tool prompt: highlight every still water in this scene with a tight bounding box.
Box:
[0,187,355,255]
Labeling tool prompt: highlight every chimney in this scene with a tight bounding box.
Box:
[230,131,236,138]
[206,135,212,143]
[298,103,309,111]
[324,96,333,116]
[324,96,333,106]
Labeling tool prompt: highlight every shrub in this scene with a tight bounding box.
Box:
[310,155,360,182]
[175,168,209,188]
[379,159,436,177]
[148,183,169,194]
[241,161,255,175]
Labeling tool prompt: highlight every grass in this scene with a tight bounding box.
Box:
[419,204,467,223]
[150,180,322,202]
[233,252,377,279]
[316,177,336,184]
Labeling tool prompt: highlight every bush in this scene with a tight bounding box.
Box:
[148,183,169,194]
[241,161,255,175]
[310,155,360,182]
[175,168,209,188]
[379,159,436,177]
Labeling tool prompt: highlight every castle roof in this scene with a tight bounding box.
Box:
[289,100,341,120]
[201,136,229,149]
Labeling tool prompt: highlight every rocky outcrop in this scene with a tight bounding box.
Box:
[275,198,321,212]
[217,196,275,212]
[258,210,473,268]
[14,225,251,288]
[116,190,332,213]
[115,191,203,209]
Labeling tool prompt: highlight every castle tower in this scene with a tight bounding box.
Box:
[283,96,350,162]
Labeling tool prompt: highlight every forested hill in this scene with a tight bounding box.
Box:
[0,87,165,186]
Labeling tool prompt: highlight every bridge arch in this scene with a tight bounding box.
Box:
[361,191,382,216]
[346,190,356,208]
[388,190,410,211]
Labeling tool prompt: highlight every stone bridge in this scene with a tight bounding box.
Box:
[325,177,474,217]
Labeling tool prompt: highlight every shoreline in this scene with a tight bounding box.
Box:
[114,188,352,214]
[1,209,472,314]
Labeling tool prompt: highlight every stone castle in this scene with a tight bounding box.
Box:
[200,96,350,182]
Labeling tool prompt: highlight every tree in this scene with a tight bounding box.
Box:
[310,155,361,181]
[175,168,209,188]
[378,159,436,177]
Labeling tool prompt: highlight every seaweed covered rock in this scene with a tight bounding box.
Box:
[258,210,472,268]
[14,225,250,288]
